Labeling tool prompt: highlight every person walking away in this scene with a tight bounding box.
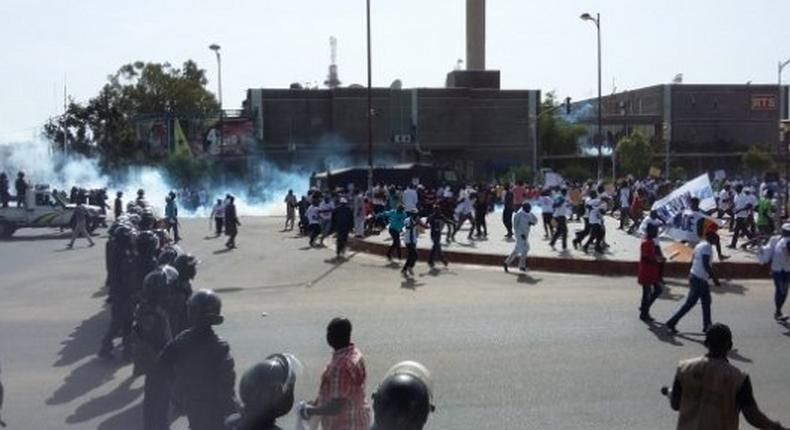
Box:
[504,202,538,272]
[763,224,790,321]
[210,198,225,236]
[728,185,753,249]
[332,198,354,259]
[298,195,310,235]
[474,186,489,238]
[538,189,555,239]
[502,183,514,239]
[665,228,721,334]
[627,188,645,235]
[224,195,240,249]
[300,318,370,430]
[401,210,428,277]
[582,191,606,254]
[318,195,335,246]
[717,183,734,229]
[165,193,181,243]
[284,189,297,231]
[549,188,571,250]
[452,192,475,241]
[756,190,776,239]
[14,172,27,208]
[306,200,322,247]
[664,323,788,430]
[427,205,453,268]
[573,190,593,248]
[377,206,407,261]
[638,224,664,321]
[67,202,95,248]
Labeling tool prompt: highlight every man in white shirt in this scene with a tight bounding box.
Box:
[401,210,428,277]
[210,198,225,236]
[452,193,475,241]
[666,228,721,334]
[549,188,571,250]
[582,191,605,254]
[284,190,298,231]
[306,200,322,247]
[318,195,335,245]
[402,184,419,213]
[618,182,632,230]
[504,202,538,272]
[728,185,753,249]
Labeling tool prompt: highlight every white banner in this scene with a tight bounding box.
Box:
[651,174,716,242]
[544,172,564,188]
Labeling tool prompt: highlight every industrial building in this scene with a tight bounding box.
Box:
[566,83,789,175]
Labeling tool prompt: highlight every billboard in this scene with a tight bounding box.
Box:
[136,114,257,158]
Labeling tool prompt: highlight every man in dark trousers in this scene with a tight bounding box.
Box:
[665,323,787,430]
[114,191,124,219]
[502,183,514,239]
[665,228,721,334]
[99,226,140,360]
[428,205,453,268]
[225,195,241,249]
[0,172,10,208]
[132,269,174,430]
[159,289,239,430]
[332,198,354,259]
[14,172,27,208]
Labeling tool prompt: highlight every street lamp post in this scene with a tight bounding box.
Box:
[581,12,602,182]
[209,43,223,150]
[366,0,374,192]
[779,58,790,218]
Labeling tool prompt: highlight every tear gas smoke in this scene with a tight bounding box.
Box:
[0,138,308,217]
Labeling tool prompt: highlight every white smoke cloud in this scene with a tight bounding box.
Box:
[0,138,308,217]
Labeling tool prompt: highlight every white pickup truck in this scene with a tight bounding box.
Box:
[0,185,105,238]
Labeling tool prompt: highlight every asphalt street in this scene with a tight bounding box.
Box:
[0,217,788,429]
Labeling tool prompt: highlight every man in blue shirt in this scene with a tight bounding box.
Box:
[165,192,181,243]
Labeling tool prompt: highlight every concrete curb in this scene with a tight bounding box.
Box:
[350,239,769,279]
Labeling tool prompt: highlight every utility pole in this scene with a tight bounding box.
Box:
[366,0,374,192]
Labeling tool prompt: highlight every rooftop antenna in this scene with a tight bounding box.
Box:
[325,36,341,89]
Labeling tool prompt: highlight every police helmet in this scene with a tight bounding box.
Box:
[136,230,160,255]
[238,354,302,422]
[173,253,199,280]
[157,246,180,266]
[142,269,172,303]
[137,188,145,196]
[372,361,434,430]
[187,289,223,326]
[108,222,123,238]
[160,264,180,284]
[153,228,171,247]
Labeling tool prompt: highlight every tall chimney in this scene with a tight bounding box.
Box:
[466,0,485,70]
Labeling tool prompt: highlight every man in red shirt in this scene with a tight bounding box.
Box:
[302,318,370,430]
[638,224,664,322]
[511,181,526,207]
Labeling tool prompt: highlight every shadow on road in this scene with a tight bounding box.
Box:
[401,278,426,290]
[727,348,753,363]
[516,274,542,285]
[2,232,72,242]
[711,282,748,295]
[66,376,142,424]
[97,401,142,430]
[658,286,685,302]
[53,309,109,367]
[646,323,683,347]
[47,357,124,405]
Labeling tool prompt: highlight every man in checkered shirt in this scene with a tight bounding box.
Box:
[301,318,370,430]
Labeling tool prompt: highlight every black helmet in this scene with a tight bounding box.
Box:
[142,268,172,303]
[153,228,171,247]
[137,188,145,196]
[173,253,199,280]
[157,246,180,266]
[372,361,434,430]
[113,224,134,247]
[108,221,123,238]
[136,230,160,255]
[187,289,223,326]
[237,354,301,423]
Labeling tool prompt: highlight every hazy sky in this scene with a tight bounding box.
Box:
[1,0,789,142]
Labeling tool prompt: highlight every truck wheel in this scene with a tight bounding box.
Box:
[0,222,16,238]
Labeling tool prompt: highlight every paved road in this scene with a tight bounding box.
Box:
[0,217,788,429]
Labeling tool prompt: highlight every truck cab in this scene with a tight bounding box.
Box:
[0,185,105,238]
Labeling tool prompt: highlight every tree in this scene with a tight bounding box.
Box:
[741,145,775,174]
[539,91,587,156]
[44,60,219,164]
[162,152,214,188]
[615,131,654,177]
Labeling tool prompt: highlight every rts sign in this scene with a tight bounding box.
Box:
[751,94,777,111]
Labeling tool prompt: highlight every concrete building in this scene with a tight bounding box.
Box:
[569,83,789,175]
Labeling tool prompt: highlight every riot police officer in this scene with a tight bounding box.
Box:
[99,225,139,360]
[159,289,239,430]
[170,253,198,336]
[370,361,434,430]
[226,354,301,430]
[132,269,175,430]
